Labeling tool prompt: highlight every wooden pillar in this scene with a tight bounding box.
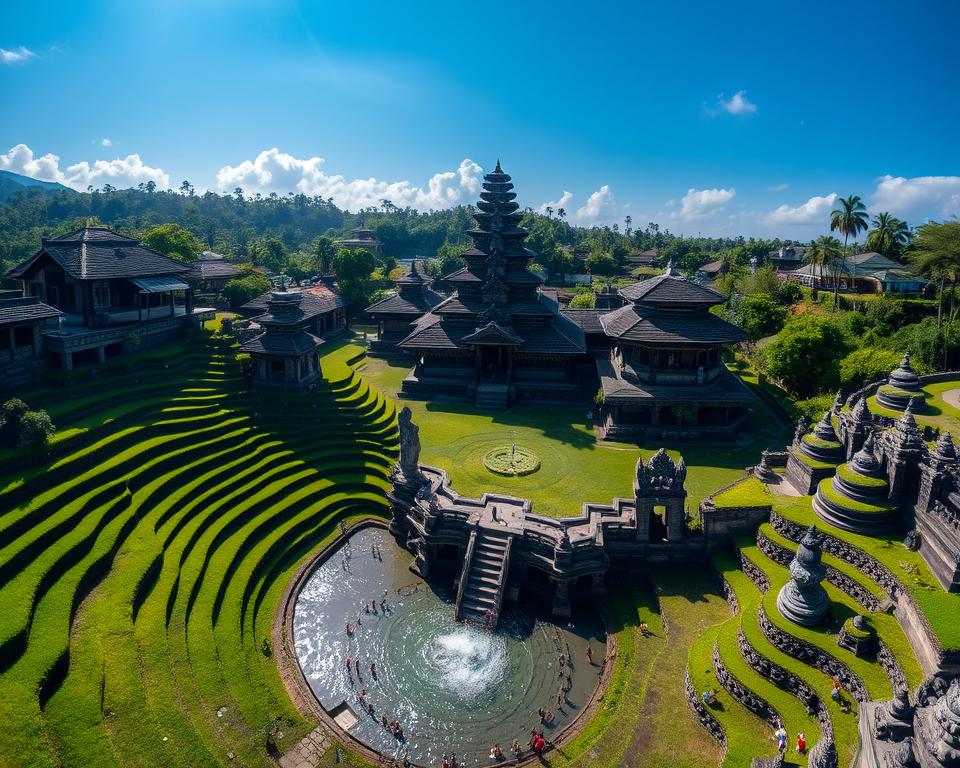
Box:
[61,352,73,371]
[169,291,175,317]
[138,292,143,323]
[7,327,15,352]
[185,287,194,314]
[32,325,42,356]
[97,346,106,364]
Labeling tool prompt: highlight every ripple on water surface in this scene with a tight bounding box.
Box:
[293,527,604,766]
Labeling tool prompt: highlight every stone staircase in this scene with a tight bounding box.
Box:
[474,383,509,410]
[455,527,512,627]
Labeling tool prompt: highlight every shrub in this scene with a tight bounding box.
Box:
[0,398,56,449]
[569,292,596,309]
[839,347,901,390]
[794,394,835,424]
[223,273,272,309]
[735,294,787,340]
[776,280,804,306]
[760,314,852,397]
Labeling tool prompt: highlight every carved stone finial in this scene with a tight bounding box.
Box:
[894,402,923,450]
[935,431,957,462]
[795,416,808,443]
[636,448,687,493]
[852,396,872,424]
[777,525,830,626]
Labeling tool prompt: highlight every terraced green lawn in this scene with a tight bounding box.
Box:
[865,379,960,434]
[358,352,790,517]
[0,327,398,768]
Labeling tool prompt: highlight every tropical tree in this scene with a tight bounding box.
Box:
[909,221,960,331]
[140,223,203,262]
[829,195,869,305]
[866,212,911,257]
[557,208,566,220]
[805,235,842,292]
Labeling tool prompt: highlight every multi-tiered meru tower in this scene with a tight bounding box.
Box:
[397,162,585,409]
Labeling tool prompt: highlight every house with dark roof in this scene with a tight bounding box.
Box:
[0,290,61,389]
[566,269,753,440]
[365,261,445,353]
[336,227,382,258]
[767,245,807,272]
[4,227,214,371]
[189,251,242,293]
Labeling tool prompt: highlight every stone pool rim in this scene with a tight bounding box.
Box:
[274,516,618,767]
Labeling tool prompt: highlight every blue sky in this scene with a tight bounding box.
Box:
[2,0,958,238]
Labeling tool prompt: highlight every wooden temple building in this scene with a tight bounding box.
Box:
[389,162,586,409]
[336,226,382,258]
[365,260,444,354]
[589,270,753,440]
[364,164,752,434]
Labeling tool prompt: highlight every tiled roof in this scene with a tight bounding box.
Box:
[239,328,324,355]
[462,322,524,345]
[600,304,747,345]
[241,289,346,319]
[0,295,62,327]
[7,227,190,281]
[698,260,724,274]
[597,356,754,404]
[190,258,242,280]
[398,313,585,355]
[560,308,606,334]
[366,288,444,316]
[619,273,725,305]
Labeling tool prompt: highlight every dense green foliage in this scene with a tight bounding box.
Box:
[0,398,55,449]
[759,316,852,397]
[331,247,377,312]
[735,295,787,340]
[140,222,204,263]
[223,273,273,309]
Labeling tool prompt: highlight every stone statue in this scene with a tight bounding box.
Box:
[397,406,423,483]
[795,416,808,444]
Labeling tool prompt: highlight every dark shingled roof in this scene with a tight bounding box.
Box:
[619,273,725,305]
[0,295,62,327]
[238,329,324,355]
[190,255,242,281]
[560,308,606,335]
[241,289,345,319]
[599,304,747,345]
[398,313,585,355]
[6,227,190,281]
[365,288,444,316]
[597,356,754,404]
[462,322,524,345]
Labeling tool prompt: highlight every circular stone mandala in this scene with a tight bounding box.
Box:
[482,445,541,476]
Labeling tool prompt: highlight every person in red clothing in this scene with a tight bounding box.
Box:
[797,732,807,754]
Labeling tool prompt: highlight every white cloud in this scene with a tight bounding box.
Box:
[767,182,789,192]
[216,148,483,212]
[675,187,736,221]
[101,138,112,147]
[538,191,573,215]
[575,185,616,224]
[0,143,170,190]
[871,175,960,221]
[706,90,757,116]
[0,46,35,64]
[765,193,838,225]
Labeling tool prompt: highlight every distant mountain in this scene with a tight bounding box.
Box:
[0,170,70,201]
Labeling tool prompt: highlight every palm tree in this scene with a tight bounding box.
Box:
[545,206,554,218]
[867,211,912,257]
[557,208,566,220]
[806,235,842,293]
[909,221,960,332]
[829,195,869,305]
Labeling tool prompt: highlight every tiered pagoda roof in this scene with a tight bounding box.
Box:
[366,260,444,317]
[397,162,584,356]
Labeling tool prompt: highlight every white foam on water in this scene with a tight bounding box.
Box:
[425,627,506,700]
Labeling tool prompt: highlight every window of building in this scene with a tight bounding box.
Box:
[93,281,111,309]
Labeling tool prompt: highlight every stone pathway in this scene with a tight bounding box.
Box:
[278,727,332,768]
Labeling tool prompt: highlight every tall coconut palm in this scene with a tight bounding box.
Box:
[867,211,912,257]
[909,221,960,332]
[806,235,842,293]
[830,195,869,305]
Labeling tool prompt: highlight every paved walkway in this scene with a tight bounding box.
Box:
[278,727,332,768]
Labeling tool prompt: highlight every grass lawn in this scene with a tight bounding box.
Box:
[357,348,789,517]
[866,378,960,435]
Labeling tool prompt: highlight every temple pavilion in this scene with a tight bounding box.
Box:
[590,268,753,440]
[365,260,444,354]
[395,163,585,409]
